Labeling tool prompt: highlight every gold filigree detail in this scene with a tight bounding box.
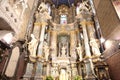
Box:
[34,22,41,26]
[80,21,87,26]
[87,21,94,26]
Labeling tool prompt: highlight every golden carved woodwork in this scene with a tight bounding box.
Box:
[80,20,87,26]
[58,5,69,15]
[34,22,41,26]
[87,21,94,26]
[34,22,48,27]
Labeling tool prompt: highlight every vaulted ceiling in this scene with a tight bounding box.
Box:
[46,0,82,7]
[52,0,74,6]
[0,18,13,31]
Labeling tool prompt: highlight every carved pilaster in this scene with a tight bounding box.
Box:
[37,22,47,56]
[33,22,42,40]
[80,20,91,57]
[70,31,77,57]
[50,31,57,57]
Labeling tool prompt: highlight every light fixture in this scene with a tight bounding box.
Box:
[119,42,120,49]
[3,33,13,44]
[104,40,113,49]
[100,37,105,43]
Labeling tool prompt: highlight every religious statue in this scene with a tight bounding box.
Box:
[43,41,50,61]
[76,0,91,14]
[89,27,95,39]
[61,44,67,57]
[59,69,68,80]
[35,2,51,23]
[28,34,38,57]
[13,0,28,18]
[90,39,101,56]
[76,43,84,61]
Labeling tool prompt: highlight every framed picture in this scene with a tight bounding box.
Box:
[111,0,120,19]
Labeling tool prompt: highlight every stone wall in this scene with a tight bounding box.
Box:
[93,0,120,79]
[105,50,120,80]
[93,0,120,40]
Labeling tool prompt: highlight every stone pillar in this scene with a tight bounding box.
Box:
[76,30,80,42]
[46,63,50,76]
[33,22,41,40]
[50,31,57,57]
[31,63,37,79]
[80,20,91,57]
[23,63,33,79]
[47,28,51,45]
[35,62,43,78]
[78,63,82,78]
[37,22,47,56]
[80,20,96,79]
[42,63,47,76]
[87,21,101,57]
[70,31,77,58]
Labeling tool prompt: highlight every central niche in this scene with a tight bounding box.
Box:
[60,14,67,24]
[57,34,70,57]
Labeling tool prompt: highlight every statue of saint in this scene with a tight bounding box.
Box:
[89,27,95,39]
[77,1,91,14]
[28,34,38,57]
[43,41,50,61]
[59,69,68,80]
[35,2,51,23]
[61,44,67,57]
[90,39,101,56]
[76,43,84,61]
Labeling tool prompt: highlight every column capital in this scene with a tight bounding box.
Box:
[87,21,94,26]
[34,22,41,26]
[51,30,57,34]
[75,29,79,32]
[47,30,52,33]
[34,22,48,27]
[41,22,48,26]
[80,20,87,26]
[70,30,75,34]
